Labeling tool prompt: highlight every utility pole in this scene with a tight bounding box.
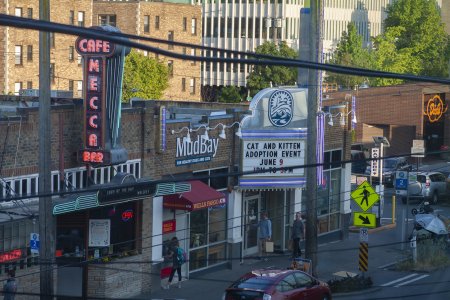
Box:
[39,1,54,299]
[305,0,322,276]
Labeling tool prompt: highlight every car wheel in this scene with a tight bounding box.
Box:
[411,208,418,215]
[431,192,438,204]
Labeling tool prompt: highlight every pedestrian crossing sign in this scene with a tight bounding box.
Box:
[351,181,379,211]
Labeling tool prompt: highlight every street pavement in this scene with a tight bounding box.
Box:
[141,221,414,300]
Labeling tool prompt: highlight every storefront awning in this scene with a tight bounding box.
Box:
[163,180,226,211]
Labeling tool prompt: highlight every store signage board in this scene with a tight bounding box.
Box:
[351,181,380,211]
[242,140,305,176]
[354,212,376,228]
[163,220,176,234]
[370,148,379,177]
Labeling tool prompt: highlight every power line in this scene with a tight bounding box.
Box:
[1,14,450,84]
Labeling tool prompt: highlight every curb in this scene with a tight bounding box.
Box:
[332,287,382,298]
[349,223,396,233]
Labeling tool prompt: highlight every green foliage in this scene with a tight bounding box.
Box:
[326,23,371,89]
[218,86,243,103]
[371,0,450,82]
[122,50,169,102]
[327,275,373,293]
[246,41,298,96]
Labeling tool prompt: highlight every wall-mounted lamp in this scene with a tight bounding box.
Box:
[219,125,226,139]
[327,114,334,126]
[202,127,209,140]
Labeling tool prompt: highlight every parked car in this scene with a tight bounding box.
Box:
[222,268,332,300]
[396,171,448,204]
[366,156,412,187]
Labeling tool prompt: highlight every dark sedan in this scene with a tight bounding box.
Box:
[223,268,332,300]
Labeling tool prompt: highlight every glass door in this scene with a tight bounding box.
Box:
[243,196,259,256]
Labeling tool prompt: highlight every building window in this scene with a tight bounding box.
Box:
[168,31,174,50]
[27,81,32,89]
[50,63,55,83]
[191,48,196,65]
[77,54,82,65]
[69,46,74,61]
[98,15,116,27]
[69,80,74,91]
[50,32,55,48]
[168,60,173,77]
[15,46,22,65]
[155,16,160,30]
[144,15,150,33]
[69,10,74,25]
[77,80,83,94]
[183,17,187,31]
[15,7,22,17]
[78,11,85,27]
[27,45,33,61]
[181,78,186,92]
[182,47,187,55]
[191,18,197,35]
[27,8,33,18]
[189,78,195,95]
[14,82,22,95]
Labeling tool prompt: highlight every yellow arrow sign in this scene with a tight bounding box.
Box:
[353,212,376,228]
[351,181,380,211]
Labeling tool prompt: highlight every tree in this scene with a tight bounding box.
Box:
[122,50,169,102]
[246,41,298,96]
[217,86,243,103]
[326,23,371,89]
[379,0,449,78]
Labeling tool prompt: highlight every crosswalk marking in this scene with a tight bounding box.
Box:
[380,273,430,288]
[394,274,429,287]
[380,273,418,287]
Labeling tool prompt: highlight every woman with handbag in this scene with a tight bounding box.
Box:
[257,211,272,261]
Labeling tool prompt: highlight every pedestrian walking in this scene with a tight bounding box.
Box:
[164,237,185,289]
[291,212,305,258]
[257,211,272,261]
[2,270,17,300]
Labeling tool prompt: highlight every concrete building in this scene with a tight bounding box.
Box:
[92,0,203,101]
[200,0,394,94]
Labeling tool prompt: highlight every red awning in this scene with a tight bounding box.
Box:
[163,180,226,211]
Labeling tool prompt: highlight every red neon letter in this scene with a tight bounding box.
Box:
[89,115,98,128]
[89,96,99,110]
[88,58,100,72]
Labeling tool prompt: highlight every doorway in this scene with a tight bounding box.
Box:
[243,194,260,256]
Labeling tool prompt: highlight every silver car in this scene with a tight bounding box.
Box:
[396,172,447,204]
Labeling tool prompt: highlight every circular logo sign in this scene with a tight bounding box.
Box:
[268,90,294,127]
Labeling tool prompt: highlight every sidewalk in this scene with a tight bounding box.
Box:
[142,225,406,300]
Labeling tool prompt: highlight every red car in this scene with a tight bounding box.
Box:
[223,268,332,300]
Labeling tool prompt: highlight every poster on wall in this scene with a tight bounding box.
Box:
[88,219,111,247]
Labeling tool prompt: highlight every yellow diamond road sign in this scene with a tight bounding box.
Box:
[351,181,380,211]
[354,212,376,228]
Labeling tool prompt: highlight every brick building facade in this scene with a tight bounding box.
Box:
[325,83,450,158]
[0,89,351,298]
[0,0,201,101]
[92,0,202,101]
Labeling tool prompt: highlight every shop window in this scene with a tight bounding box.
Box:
[209,206,226,243]
[209,167,228,190]
[190,210,208,248]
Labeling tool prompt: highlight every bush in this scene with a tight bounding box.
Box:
[327,275,372,293]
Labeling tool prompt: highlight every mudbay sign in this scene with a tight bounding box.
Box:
[175,135,219,166]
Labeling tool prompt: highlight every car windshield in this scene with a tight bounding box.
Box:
[417,175,426,183]
[230,276,274,290]
[384,159,397,168]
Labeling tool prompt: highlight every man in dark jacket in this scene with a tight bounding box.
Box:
[291,212,305,258]
[3,270,17,300]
